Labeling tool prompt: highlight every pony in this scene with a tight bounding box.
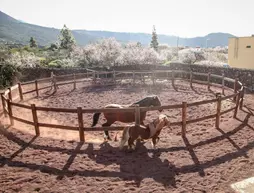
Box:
[119,114,170,150]
[91,95,162,141]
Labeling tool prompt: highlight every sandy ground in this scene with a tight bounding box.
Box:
[0,80,254,192]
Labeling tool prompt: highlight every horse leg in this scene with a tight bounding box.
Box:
[156,137,160,144]
[139,120,145,143]
[102,121,114,141]
[152,137,157,149]
[128,137,135,151]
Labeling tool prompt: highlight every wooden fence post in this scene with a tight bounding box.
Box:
[113,70,116,83]
[8,88,12,101]
[239,87,245,110]
[233,78,238,102]
[53,74,57,91]
[142,73,145,84]
[152,71,155,86]
[251,74,254,91]
[182,102,187,137]
[1,94,7,117]
[18,83,23,101]
[35,80,39,97]
[50,71,54,85]
[73,74,76,89]
[216,95,222,129]
[222,73,225,95]
[190,71,193,88]
[132,71,135,85]
[207,72,211,90]
[233,92,240,118]
[172,70,175,88]
[92,72,96,82]
[135,105,140,126]
[31,104,40,136]
[51,72,57,91]
[77,107,84,142]
[7,99,14,125]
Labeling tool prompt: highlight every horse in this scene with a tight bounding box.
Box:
[91,95,162,141]
[119,114,170,150]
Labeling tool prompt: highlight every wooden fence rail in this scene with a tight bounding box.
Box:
[0,69,244,142]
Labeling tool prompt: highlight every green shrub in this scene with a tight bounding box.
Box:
[39,57,47,66]
[0,63,19,88]
[23,46,33,52]
[49,43,58,51]
[48,59,62,68]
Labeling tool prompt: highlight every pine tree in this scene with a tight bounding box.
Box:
[29,37,37,48]
[150,25,159,51]
[58,24,76,49]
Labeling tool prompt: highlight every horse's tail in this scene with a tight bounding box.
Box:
[92,113,101,127]
[119,126,130,150]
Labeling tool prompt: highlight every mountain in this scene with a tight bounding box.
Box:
[0,10,235,47]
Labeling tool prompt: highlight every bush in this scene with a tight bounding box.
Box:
[159,47,178,62]
[0,63,20,88]
[75,40,162,67]
[49,43,58,51]
[39,57,47,66]
[179,49,205,64]
[48,60,62,68]
[0,39,228,69]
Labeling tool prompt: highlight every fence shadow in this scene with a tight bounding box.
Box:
[85,142,177,187]
[81,85,118,94]
[190,85,201,94]
[182,136,205,177]
[0,113,253,186]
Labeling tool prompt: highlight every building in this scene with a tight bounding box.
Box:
[228,35,254,69]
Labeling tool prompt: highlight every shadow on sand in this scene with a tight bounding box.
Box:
[0,109,253,187]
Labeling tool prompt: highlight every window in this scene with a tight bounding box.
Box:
[246,45,251,48]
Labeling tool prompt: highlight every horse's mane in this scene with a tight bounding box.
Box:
[131,95,157,106]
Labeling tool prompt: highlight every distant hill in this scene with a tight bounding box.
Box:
[0,10,235,47]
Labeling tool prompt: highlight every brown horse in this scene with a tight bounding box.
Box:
[119,114,170,150]
[91,95,162,141]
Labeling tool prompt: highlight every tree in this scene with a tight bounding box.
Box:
[178,49,205,64]
[49,43,58,51]
[29,37,37,48]
[58,24,76,50]
[150,25,159,51]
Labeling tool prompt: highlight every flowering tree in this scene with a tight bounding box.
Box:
[158,47,178,62]
[117,42,161,66]
[178,49,205,64]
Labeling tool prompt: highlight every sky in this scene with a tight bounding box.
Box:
[1,0,254,37]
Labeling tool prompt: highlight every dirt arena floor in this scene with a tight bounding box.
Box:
[0,80,254,192]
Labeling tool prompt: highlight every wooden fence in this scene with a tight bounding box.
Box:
[0,70,244,142]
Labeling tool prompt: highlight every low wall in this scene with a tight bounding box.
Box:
[169,63,254,87]
[18,63,254,91]
[19,68,88,82]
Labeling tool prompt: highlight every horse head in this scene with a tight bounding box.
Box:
[133,95,162,111]
[150,95,162,112]
[163,116,171,127]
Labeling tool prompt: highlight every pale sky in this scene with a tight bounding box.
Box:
[1,0,254,37]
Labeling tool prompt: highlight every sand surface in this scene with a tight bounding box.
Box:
[1,80,254,192]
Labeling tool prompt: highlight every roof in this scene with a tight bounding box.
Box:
[229,35,254,39]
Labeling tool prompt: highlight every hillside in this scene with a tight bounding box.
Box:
[0,10,235,47]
